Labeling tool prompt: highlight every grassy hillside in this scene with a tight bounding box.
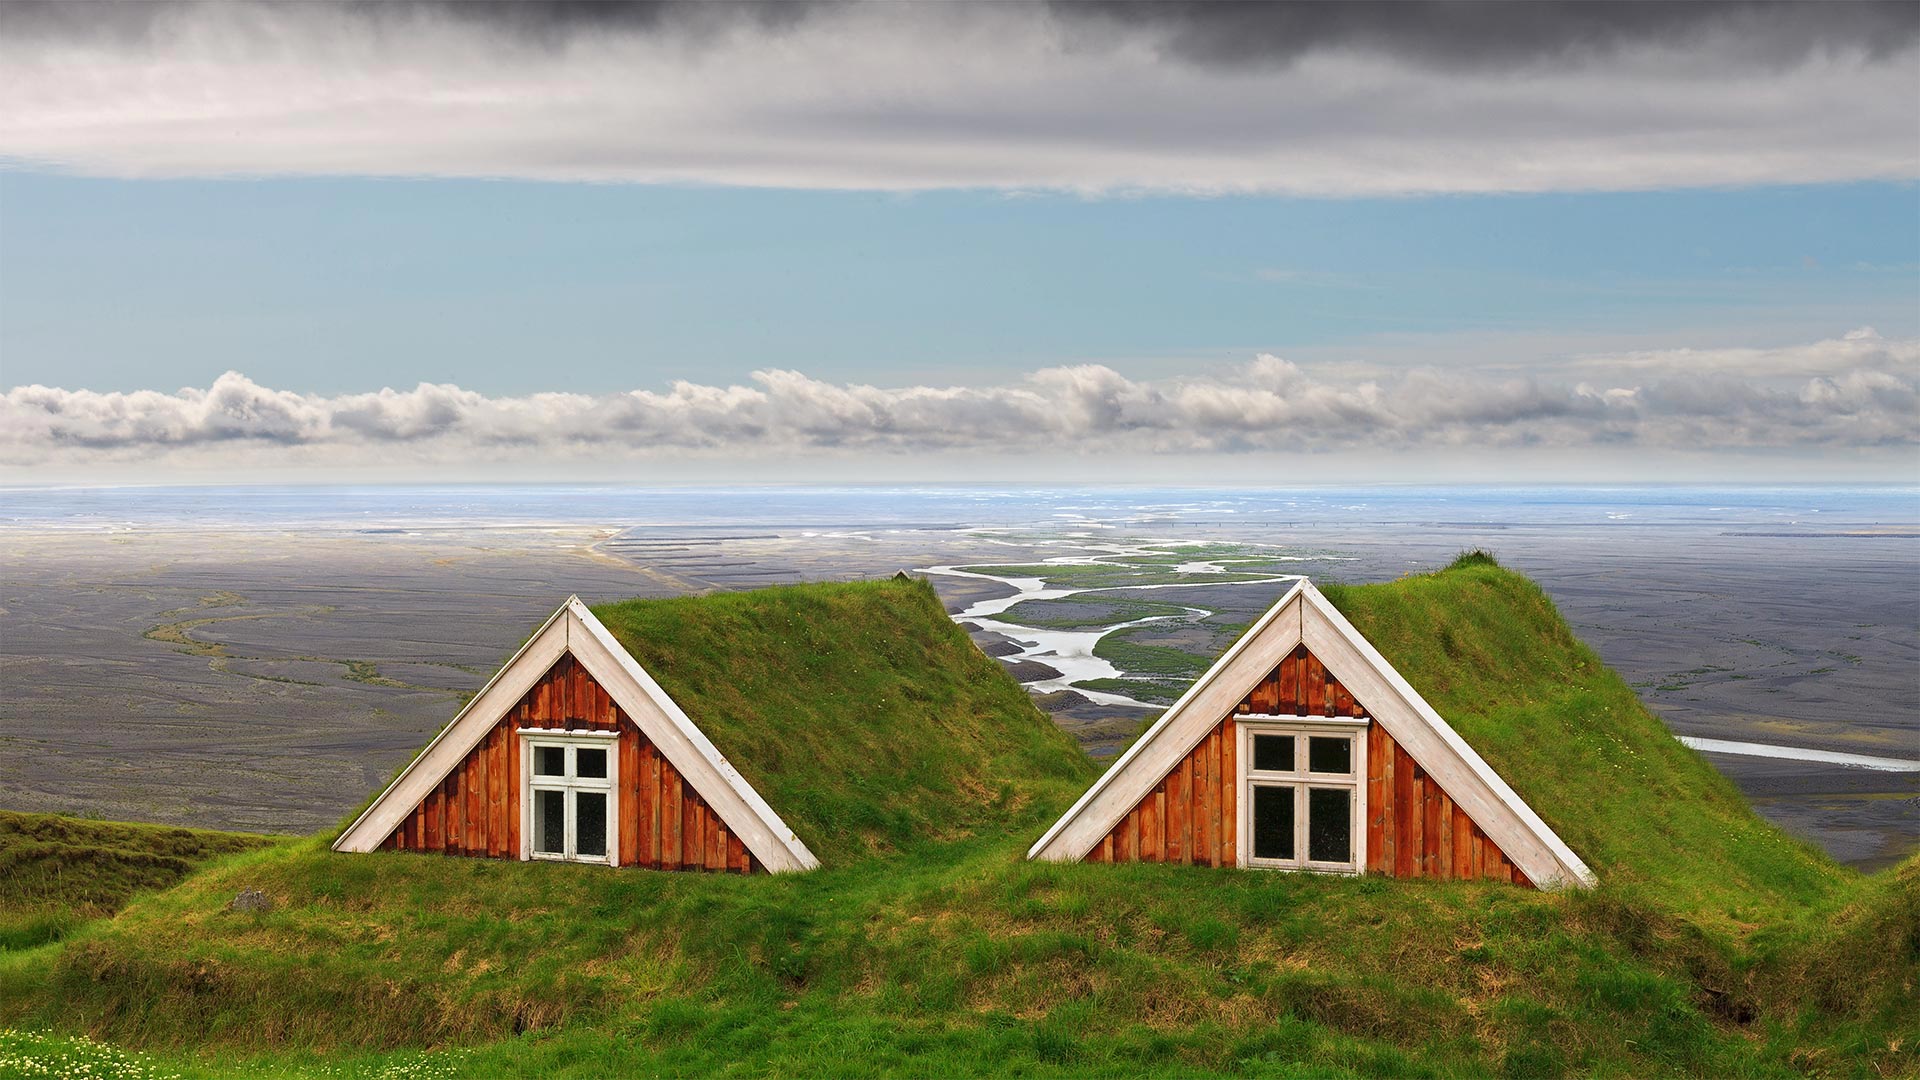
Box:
[0,564,1911,1078]
[1323,554,1846,927]
[590,577,1097,864]
[0,812,276,951]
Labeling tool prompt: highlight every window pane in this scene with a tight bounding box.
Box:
[576,747,608,779]
[1308,788,1352,863]
[575,791,607,858]
[1252,734,1294,773]
[1308,736,1351,775]
[1251,784,1294,860]
[534,789,566,854]
[534,745,566,777]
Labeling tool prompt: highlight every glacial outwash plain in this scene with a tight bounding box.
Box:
[0,484,1915,1077]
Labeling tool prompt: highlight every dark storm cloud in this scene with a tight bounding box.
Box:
[9,1,1912,67]
[3,0,1913,192]
[1056,1,1920,71]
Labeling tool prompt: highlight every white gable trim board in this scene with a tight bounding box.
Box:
[1026,579,1595,890]
[332,597,820,873]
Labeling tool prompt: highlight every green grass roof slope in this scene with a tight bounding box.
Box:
[0,812,276,951]
[590,576,1096,865]
[1321,553,1850,925]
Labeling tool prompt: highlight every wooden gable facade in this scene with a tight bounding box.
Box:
[377,655,761,873]
[334,597,818,874]
[1080,644,1533,886]
[1031,580,1594,890]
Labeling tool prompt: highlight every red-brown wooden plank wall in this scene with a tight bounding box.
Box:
[1086,717,1239,867]
[1366,722,1529,887]
[1085,644,1532,888]
[379,655,760,873]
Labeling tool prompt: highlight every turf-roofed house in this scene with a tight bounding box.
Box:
[1030,578,1597,890]
[333,596,819,873]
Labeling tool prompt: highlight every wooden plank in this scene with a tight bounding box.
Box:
[1305,653,1326,714]
[1220,718,1237,866]
[1250,667,1275,713]
[648,745,663,868]
[708,817,726,872]
[465,762,481,855]
[1471,827,1485,879]
[1123,807,1140,862]
[486,727,504,858]
[1101,834,1114,862]
[435,785,447,852]
[1393,743,1414,877]
[687,794,707,870]
[443,767,461,855]
[467,746,485,854]
[633,741,652,867]
[618,729,638,866]
[1366,723,1386,873]
[1199,727,1218,866]
[1163,766,1183,864]
[1154,785,1168,862]
[447,765,464,854]
[1177,753,1195,864]
[1207,724,1221,866]
[1453,804,1473,880]
[665,768,683,869]
[1142,789,1160,862]
[467,762,480,855]
[1380,727,1398,875]
[1424,778,1442,878]
[1295,646,1312,713]
[1411,767,1430,877]
[1276,654,1297,715]
[1437,793,1454,878]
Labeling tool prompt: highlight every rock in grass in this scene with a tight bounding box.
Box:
[227,888,273,913]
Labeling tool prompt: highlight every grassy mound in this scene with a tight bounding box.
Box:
[0,812,276,951]
[1322,554,1845,926]
[589,577,1097,863]
[0,563,1910,1077]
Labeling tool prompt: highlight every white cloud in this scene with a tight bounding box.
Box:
[5,332,1913,475]
[0,3,1913,194]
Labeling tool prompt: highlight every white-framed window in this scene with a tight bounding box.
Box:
[1236,716,1367,875]
[518,729,620,866]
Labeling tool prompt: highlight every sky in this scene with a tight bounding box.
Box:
[1,1,1916,484]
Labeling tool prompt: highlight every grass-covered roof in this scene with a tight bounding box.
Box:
[589,576,1097,865]
[1321,554,1846,922]
[2,560,1909,1077]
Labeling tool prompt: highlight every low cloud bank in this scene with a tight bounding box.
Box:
[5,332,1913,472]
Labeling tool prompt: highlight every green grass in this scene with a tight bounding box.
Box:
[998,594,1197,631]
[589,577,1095,864]
[1068,677,1190,705]
[1322,554,1844,926]
[0,813,277,952]
[1092,623,1244,678]
[961,563,1274,590]
[0,564,1912,1077]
